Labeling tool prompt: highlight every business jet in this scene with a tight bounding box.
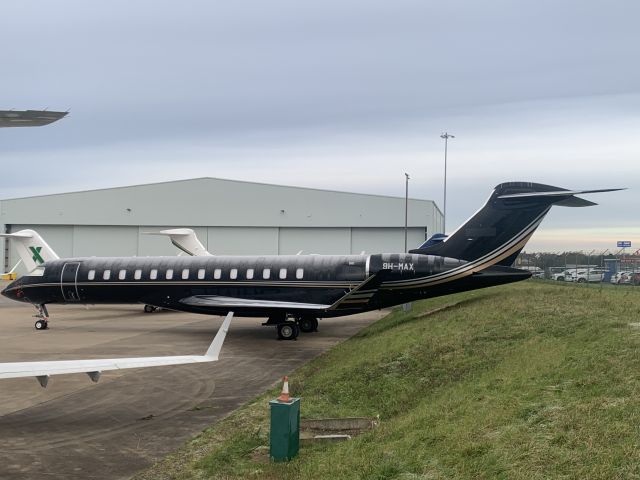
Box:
[2,182,620,342]
[1,228,209,312]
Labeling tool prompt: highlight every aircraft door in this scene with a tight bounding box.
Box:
[60,262,81,302]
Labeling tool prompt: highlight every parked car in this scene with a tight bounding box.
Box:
[611,271,639,285]
[611,271,632,285]
[552,270,574,281]
[573,268,605,283]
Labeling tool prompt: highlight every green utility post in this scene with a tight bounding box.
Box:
[269,377,300,462]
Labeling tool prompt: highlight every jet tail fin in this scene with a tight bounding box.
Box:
[0,229,60,273]
[409,182,623,266]
[144,228,212,256]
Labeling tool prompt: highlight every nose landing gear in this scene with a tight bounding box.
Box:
[33,304,49,330]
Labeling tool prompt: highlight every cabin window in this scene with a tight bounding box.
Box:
[263,268,271,279]
[296,268,304,279]
[166,269,174,280]
[150,269,158,280]
[279,268,287,279]
[182,269,189,280]
[103,270,111,280]
[88,270,95,280]
[246,268,254,279]
[134,269,142,280]
[214,268,221,279]
[119,269,126,280]
[198,268,205,280]
[230,268,238,280]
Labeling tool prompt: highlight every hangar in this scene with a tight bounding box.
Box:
[1,177,443,275]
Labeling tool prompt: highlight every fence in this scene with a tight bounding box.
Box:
[515,249,640,285]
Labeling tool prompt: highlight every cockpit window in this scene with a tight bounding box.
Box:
[31,266,46,277]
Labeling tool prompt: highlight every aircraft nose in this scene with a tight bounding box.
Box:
[2,278,22,301]
[1,284,13,299]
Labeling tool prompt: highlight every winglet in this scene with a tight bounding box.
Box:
[205,311,234,360]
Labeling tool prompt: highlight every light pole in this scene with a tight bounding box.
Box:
[404,173,410,252]
[440,132,455,233]
[403,172,412,312]
[586,249,595,287]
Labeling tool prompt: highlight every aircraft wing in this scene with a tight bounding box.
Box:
[180,296,331,310]
[0,110,67,127]
[327,273,386,311]
[0,312,233,388]
[182,273,387,312]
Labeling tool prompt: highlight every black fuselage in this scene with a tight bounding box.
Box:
[1,253,530,319]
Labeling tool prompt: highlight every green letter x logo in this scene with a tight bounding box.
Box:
[29,246,44,264]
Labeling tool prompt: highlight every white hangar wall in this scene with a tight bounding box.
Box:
[1,178,443,274]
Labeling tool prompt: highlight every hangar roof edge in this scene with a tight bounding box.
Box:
[1,176,442,213]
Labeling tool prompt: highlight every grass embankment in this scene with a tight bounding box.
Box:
[137,282,640,479]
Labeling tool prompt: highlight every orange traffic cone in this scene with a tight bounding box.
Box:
[277,376,291,402]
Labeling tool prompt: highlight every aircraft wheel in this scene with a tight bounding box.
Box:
[143,305,157,313]
[277,322,299,341]
[35,319,48,330]
[298,317,318,333]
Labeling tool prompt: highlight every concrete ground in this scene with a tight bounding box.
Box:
[0,281,385,480]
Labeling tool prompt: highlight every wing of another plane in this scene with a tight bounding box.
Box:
[180,296,331,310]
[0,110,67,127]
[0,312,233,387]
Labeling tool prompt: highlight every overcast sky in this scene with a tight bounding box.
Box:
[1,0,638,251]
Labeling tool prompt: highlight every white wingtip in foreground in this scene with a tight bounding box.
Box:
[0,312,233,388]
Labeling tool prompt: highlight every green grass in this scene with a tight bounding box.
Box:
[135,282,640,480]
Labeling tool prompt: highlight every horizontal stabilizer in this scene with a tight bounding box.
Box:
[0,231,34,239]
[554,196,597,207]
[0,312,233,387]
[497,187,624,199]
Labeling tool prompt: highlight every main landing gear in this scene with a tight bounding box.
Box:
[297,316,319,333]
[263,315,320,340]
[143,305,158,313]
[33,304,49,330]
[277,322,299,341]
